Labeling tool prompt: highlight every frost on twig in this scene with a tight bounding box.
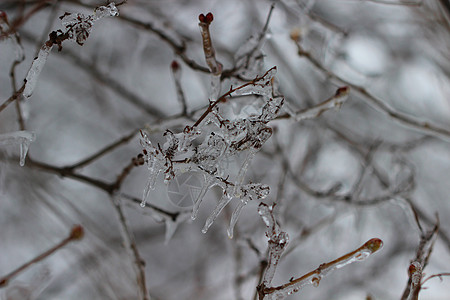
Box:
[140,67,282,236]
[0,131,36,166]
[257,221,383,300]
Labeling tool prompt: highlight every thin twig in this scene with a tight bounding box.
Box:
[0,83,25,114]
[64,130,138,170]
[0,225,84,288]
[110,195,149,300]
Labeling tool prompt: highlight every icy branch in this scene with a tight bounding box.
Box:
[401,218,439,300]
[61,3,119,46]
[0,131,36,166]
[258,203,289,286]
[258,237,383,300]
[23,45,53,100]
[198,12,222,76]
[284,86,349,122]
[140,66,282,236]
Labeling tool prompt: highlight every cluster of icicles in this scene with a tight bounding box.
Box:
[140,67,283,238]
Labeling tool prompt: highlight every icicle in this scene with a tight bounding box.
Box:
[227,201,246,238]
[191,175,214,220]
[140,130,166,207]
[163,210,191,244]
[234,149,257,195]
[23,45,53,100]
[141,149,164,207]
[0,131,36,166]
[202,193,233,233]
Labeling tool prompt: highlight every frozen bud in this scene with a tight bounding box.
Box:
[290,27,302,42]
[199,12,214,24]
[363,238,383,253]
[0,11,8,23]
[171,60,180,72]
[335,86,350,97]
[69,225,84,241]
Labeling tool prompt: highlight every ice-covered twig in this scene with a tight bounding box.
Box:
[282,86,349,121]
[401,217,439,300]
[193,66,277,127]
[258,237,383,299]
[234,3,275,77]
[0,131,36,166]
[21,3,119,100]
[198,12,222,76]
[258,203,289,287]
[23,44,53,100]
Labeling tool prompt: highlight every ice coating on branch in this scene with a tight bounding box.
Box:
[258,203,289,286]
[93,3,119,20]
[139,67,282,234]
[61,3,118,46]
[198,12,222,75]
[0,131,36,166]
[263,230,289,286]
[234,32,267,77]
[23,45,53,100]
[193,132,227,175]
[287,86,349,122]
[265,238,383,299]
[232,67,277,98]
[210,74,221,102]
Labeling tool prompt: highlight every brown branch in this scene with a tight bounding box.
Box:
[64,130,138,170]
[22,156,179,220]
[0,83,25,114]
[0,225,84,288]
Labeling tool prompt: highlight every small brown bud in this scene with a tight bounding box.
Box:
[335,86,350,97]
[171,60,180,71]
[69,225,84,241]
[199,12,213,24]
